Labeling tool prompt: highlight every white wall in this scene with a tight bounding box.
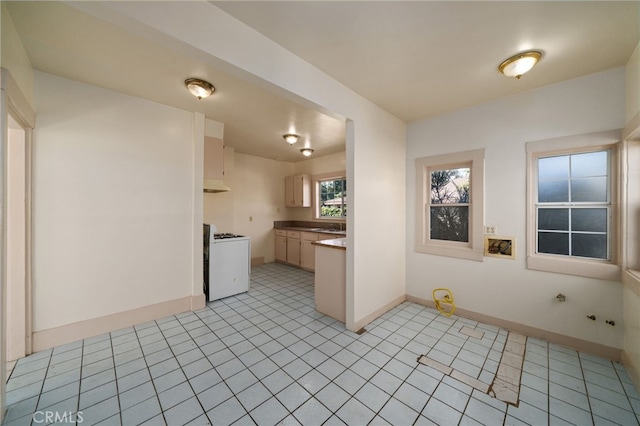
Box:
[407,68,626,350]
[97,1,407,330]
[32,72,199,332]
[233,153,292,263]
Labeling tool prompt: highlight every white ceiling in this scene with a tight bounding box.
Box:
[5,1,639,162]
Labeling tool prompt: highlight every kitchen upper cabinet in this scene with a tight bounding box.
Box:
[204,136,230,192]
[204,136,224,180]
[275,230,287,263]
[285,174,311,207]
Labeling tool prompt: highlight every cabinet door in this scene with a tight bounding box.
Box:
[300,239,316,271]
[204,137,224,180]
[285,175,295,207]
[295,174,311,207]
[286,237,301,265]
[275,236,287,262]
[284,174,311,207]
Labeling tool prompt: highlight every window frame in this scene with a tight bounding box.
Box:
[526,130,621,280]
[415,149,485,261]
[312,171,347,221]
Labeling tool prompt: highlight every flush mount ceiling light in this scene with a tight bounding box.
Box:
[300,148,314,157]
[185,78,215,99]
[498,50,542,79]
[283,134,299,144]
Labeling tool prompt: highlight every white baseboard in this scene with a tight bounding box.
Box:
[352,294,406,332]
[406,294,623,362]
[32,294,206,352]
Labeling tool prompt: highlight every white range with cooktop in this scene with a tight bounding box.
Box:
[208,224,251,302]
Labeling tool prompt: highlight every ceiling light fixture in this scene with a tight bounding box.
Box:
[300,148,314,157]
[283,134,299,144]
[498,50,542,79]
[185,78,215,99]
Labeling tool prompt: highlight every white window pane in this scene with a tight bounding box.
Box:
[572,234,607,259]
[538,180,569,202]
[538,208,569,231]
[571,208,607,232]
[431,168,469,204]
[539,156,569,180]
[570,177,607,202]
[430,206,469,242]
[571,151,608,178]
[538,232,569,255]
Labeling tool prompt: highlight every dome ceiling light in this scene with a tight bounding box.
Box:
[498,51,542,79]
[283,134,299,144]
[185,78,215,99]
[300,148,314,157]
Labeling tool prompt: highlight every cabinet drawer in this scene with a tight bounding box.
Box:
[275,229,287,237]
[301,232,318,241]
[287,231,301,239]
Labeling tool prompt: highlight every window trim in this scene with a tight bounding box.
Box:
[415,149,485,261]
[526,130,622,281]
[312,171,347,221]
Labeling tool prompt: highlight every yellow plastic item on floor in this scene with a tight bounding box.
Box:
[433,288,456,317]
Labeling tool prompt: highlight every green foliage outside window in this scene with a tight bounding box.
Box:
[320,178,347,218]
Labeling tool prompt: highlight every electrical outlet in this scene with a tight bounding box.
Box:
[484,225,497,235]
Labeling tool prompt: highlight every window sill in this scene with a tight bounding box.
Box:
[527,255,621,281]
[416,243,483,262]
[312,217,346,222]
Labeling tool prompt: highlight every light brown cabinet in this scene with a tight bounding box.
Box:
[315,242,346,322]
[276,229,336,271]
[275,230,287,263]
[285,174,311,207]
[204,136,224,180]
[300,232,318,271]
[286,231,301,265]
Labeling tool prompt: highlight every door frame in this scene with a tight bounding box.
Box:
[1,69,35,418]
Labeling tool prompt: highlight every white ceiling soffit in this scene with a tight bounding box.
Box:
[5,1,346,162]
[214,1,640,122]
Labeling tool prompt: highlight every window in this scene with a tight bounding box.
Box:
[416,149,485,261]
[313,173,347,219]
[526,130,621,280]
[430,167,470,242]
[536,150,610,259]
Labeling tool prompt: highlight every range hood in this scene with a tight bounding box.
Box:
[204,178,230,193]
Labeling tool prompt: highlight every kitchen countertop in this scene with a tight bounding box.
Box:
[274,225,346,237]
[313,238,347,250]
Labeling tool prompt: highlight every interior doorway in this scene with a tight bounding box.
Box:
[6,112,31,365]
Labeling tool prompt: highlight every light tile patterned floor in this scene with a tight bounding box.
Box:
[3,263,640,425]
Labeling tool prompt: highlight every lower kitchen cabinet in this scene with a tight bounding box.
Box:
[286,231,301,265]
[275,230,287,263]
[300,232,318,271]
[275,229,335,272]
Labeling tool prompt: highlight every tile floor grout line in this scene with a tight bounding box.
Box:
[136,320,172,425]
[74,338,85,424]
